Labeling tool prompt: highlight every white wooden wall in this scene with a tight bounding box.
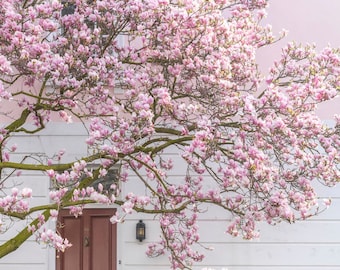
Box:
[0,122,339,269]
[121,151,340,270]
[0,123,88,270]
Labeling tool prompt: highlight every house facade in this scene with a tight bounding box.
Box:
[0,1,339,270]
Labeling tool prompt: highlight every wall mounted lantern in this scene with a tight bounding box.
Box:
[136,220,146,242]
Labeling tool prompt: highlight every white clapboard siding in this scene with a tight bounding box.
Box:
[0,122,339,270]
[0,123,89,270]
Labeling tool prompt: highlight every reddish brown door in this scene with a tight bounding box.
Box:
[56,209,117,270]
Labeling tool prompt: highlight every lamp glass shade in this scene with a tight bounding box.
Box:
[136,220,146,242]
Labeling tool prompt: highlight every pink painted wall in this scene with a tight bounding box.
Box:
[259,0,340,120]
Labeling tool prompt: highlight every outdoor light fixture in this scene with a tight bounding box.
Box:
[136,220,146,242]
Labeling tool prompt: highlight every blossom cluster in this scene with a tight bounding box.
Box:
[0,188,32,213]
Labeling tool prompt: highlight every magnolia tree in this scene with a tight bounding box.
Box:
[0,0,339,268]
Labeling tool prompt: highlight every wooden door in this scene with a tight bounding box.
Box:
[56,209,117,270]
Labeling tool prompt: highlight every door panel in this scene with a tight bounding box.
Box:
[91,217,110,270]
[57,209,116,270]
[62,217,83,270]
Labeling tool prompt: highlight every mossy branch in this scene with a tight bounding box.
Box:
[0,153,109,171]
[0,210,50,258]
[5,109,31,132]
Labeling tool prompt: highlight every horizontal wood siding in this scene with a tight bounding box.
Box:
[0,123,339,270]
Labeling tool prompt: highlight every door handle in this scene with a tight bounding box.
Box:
[84,236,90,247]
